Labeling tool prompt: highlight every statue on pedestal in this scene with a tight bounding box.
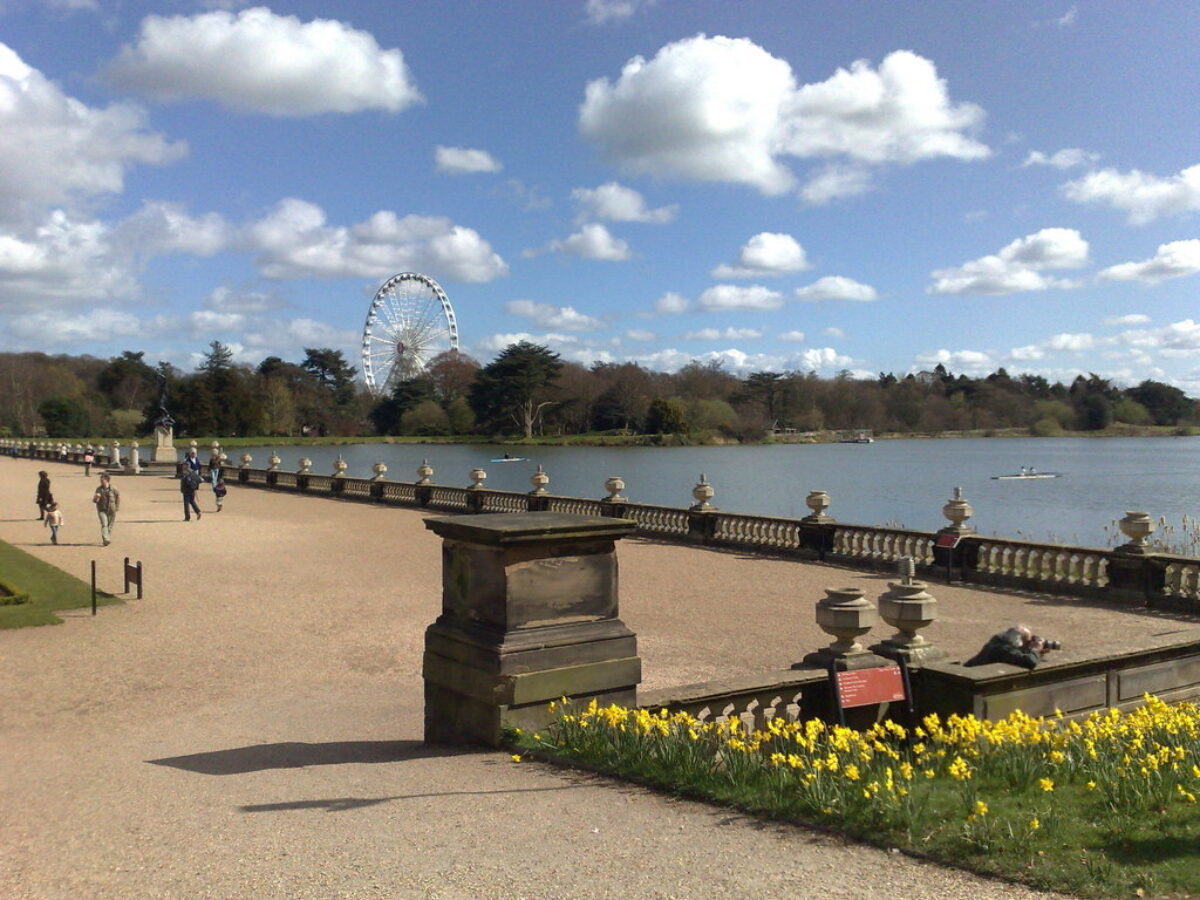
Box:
[152,372,178,464]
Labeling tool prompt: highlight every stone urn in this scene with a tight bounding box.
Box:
[189,440,198,453]
[372,462,388,481]
[804,489,832,521]
[332,457,348,478]
[240,453,253,469]
[876,580,946,663]
[416,459,434,485]
[468,467,487,490]
[815,587,877,657]
[941,486,974,533]
[297,457,312,474]
[604,475,626,503]
[691,473,715,511]
[1118,511,1155,554]
[529,464,549,495]
[268,453,281,471]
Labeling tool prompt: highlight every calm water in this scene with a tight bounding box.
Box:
[226,437,1200,548]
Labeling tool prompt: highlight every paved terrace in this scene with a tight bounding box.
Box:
[9,455,1193,899]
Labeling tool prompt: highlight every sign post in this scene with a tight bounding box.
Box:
[828,664,908,727]
[935,532,962,583]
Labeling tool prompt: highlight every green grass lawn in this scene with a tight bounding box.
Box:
[0,539,119,628]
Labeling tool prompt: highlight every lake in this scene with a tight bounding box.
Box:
[221,436,1200,549]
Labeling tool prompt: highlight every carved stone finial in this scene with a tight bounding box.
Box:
[297,457,312,474]
[803,489,832,522]
[332,456,348,478]
[529,464,549,496]
[815,587,877,657]
[691,473,715,511]
[1117,511,1155,554]
[372,462,388,481]
[239,453,252,468]
[873,578,948,664]
[268,453,281,471]
[604,475,626,503]
[416,459,434,485]
[941,486,974,534]
[468,467,487,490]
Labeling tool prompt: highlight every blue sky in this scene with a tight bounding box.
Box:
[2,0,1199,392]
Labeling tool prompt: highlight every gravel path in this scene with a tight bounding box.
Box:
[0,456,1147,899]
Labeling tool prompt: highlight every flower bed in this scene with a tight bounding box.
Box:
[513,695,1200,897]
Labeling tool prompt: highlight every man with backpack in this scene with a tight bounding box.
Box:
[180,465,203,521]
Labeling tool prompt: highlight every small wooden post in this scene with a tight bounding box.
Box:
[91,560,97,616]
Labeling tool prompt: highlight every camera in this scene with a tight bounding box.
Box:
[1040,638,1063,651]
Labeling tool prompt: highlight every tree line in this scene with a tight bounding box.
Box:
[1,340,1195,441]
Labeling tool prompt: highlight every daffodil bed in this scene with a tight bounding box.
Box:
[510,695,1200,898]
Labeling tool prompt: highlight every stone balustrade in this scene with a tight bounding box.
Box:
[7,440,1199,610]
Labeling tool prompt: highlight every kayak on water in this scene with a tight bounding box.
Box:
[490,456,529,463]
[991,471,1062,480]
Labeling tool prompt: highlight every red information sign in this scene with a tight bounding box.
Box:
[935,533,962,549]
[835,666,906,709]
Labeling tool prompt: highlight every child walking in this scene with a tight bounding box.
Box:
[44,500,62,545]
[214,476,227,512]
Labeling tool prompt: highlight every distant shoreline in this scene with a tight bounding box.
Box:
[47,423,1199,450]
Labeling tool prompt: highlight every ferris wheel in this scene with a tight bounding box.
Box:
[361,272,459,397]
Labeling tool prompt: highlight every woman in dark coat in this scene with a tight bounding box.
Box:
[35,471,53,521]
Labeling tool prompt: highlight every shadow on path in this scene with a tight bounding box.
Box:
[239,784,586,814]
[148,740,465,775]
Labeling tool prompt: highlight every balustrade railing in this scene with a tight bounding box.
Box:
[545,496,607,517]
[832,524,935,566]
[620,503,689,537]
[973,537,1108,589]
[11,444,1199,611]
[712,512,802,551]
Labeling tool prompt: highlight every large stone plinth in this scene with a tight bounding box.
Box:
[422,512,640,746]
[151,425,177,464]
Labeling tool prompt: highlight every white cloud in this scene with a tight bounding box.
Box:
[794,275,878,302]
[823,326,846,338]
[475,331,584,354]
[625,328,655,341]
[1057,6,1079,26]
[1102,313,1150,326]
[927,227,1088,295]
[1061,164,1200,225]
[1099,240,1200,284]
[204,285,282,313]
[0,211,137,306]
[797,347,854,372]
[1022,148,1099,169]
[696,284,784,311]
[711,232,810,278]
[683,326,762,340]
[113,201,231,256]
[1008,345,1044,361]
[435,146,502,174]
[914,348,995,375]
[584,0,656,24]
[580,37,987,196]
[1044,332,1095,352]
[505,299,604,331]
[539,223,631,261]
[655,291,688,314]
[800,164,874,205]
[189,309,246,332]
[1117,319,1200,356]
[571,182,676,223]
[0,43,185,219]
[8,308,151,342]
[105,7,422,116]
[780,330,806,342]
[245,198,508,282]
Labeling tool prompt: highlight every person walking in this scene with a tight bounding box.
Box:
[180,465,202,521]
[44,501,63,545]
[83,446,94,476]
[92,473,119,546]
[213,475,227,512]
[207,448,222,488]
[35,471,52,520]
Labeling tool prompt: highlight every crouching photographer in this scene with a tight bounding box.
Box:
[964,624,1062,670]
